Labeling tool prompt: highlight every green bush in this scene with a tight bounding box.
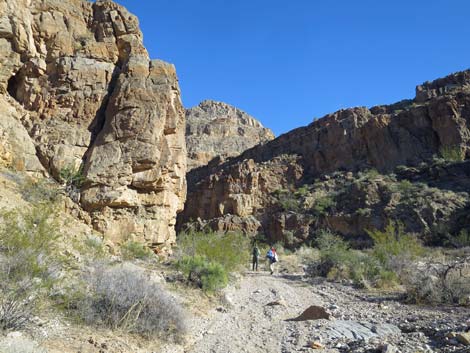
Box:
[177,231,250,273]
[312,195,335,216]
[364,168,380,179]
[0,203,61,330]
[446,229,470,248]
[312,229,405,288]
[72,234,107,262]
[294,185,309,198]
[393,180,415,194]
[59,164,85,188]
[176,256,228,292]
[439,145,463,162]
[367,221,424,267]
[83,234,107,259]
[0,203,60,281]
[355,208,371,217]
[121,241,153,260]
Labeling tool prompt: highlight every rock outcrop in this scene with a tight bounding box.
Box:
[178,71,470,244]
[186,100,274,170]
[0,0,186,250]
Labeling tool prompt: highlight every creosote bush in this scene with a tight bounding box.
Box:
[81,263,187,339]
[311,224,423,289]
[175,231,250,291]
[312,230,385,287]
[0,202,61,330]
[367,221,424,268]
[176,256,228,292]
[177,231,250,273]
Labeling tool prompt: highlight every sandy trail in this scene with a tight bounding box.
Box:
[185,271,324,353]
[180,269,470,353]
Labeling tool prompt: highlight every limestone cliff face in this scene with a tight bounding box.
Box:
[179,71,470,241]
[186,100,274,170]
[0,0,186,250]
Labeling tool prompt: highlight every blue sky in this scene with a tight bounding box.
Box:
[114,0,469,136]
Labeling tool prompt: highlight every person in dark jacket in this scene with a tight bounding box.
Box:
[252,243,260,271]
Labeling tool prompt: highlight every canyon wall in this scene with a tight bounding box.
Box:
[0,0,186,251]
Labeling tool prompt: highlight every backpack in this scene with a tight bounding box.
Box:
[272,252,278,263]
[266,249,273,260]
[253,247,260,257]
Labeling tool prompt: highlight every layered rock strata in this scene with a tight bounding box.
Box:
[186,100,274,170]
[0,0,186,250]
[179,71,470,242]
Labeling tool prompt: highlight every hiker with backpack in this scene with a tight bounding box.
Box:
[252,243,260,271]
[266,247,278,275]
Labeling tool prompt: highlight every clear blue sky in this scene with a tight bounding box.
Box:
[114,0,469,136]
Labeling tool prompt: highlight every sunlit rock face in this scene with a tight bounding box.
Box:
[179,70,470,242]
[0,0,186,251]
[185,100,274,171]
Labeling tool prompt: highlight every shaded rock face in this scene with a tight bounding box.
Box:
[179,71,470,243]
[0,0,186,250]
[185,100,274,170]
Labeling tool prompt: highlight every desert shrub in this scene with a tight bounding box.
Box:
[0,203,61,330]
[0,203,60,281]
[59,164,85,189]
[310,229,400,288]
[312,195,335,216]
[81,263,186,338]
[176,256,228,292]
[177,231,250,273]
[72,234,107,262]
[355,208,371,217]
[82,234,107,259]
[446,229,470,248]
[439,145,463,162]
[367,221,424,268]
[364,168,380,179]
[294,185,310,198]
[121,241,153,260]
[313,230,357,277]
[393,180,415,194]
[279,196,302,212]
[404,259,470,305]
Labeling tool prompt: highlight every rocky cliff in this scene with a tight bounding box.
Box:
[179,71,470,244]
[0,0,186,251]
[186,100,274,170]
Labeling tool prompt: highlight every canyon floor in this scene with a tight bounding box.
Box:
[2,262,469,353]
[164,266,470,353]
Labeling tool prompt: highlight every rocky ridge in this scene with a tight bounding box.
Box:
[179,71,470,243]
[186,100,274,171]
[0,0,186,250]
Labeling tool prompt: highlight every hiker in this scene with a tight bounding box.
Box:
[252,243,260,271]
[266,247,278,275]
